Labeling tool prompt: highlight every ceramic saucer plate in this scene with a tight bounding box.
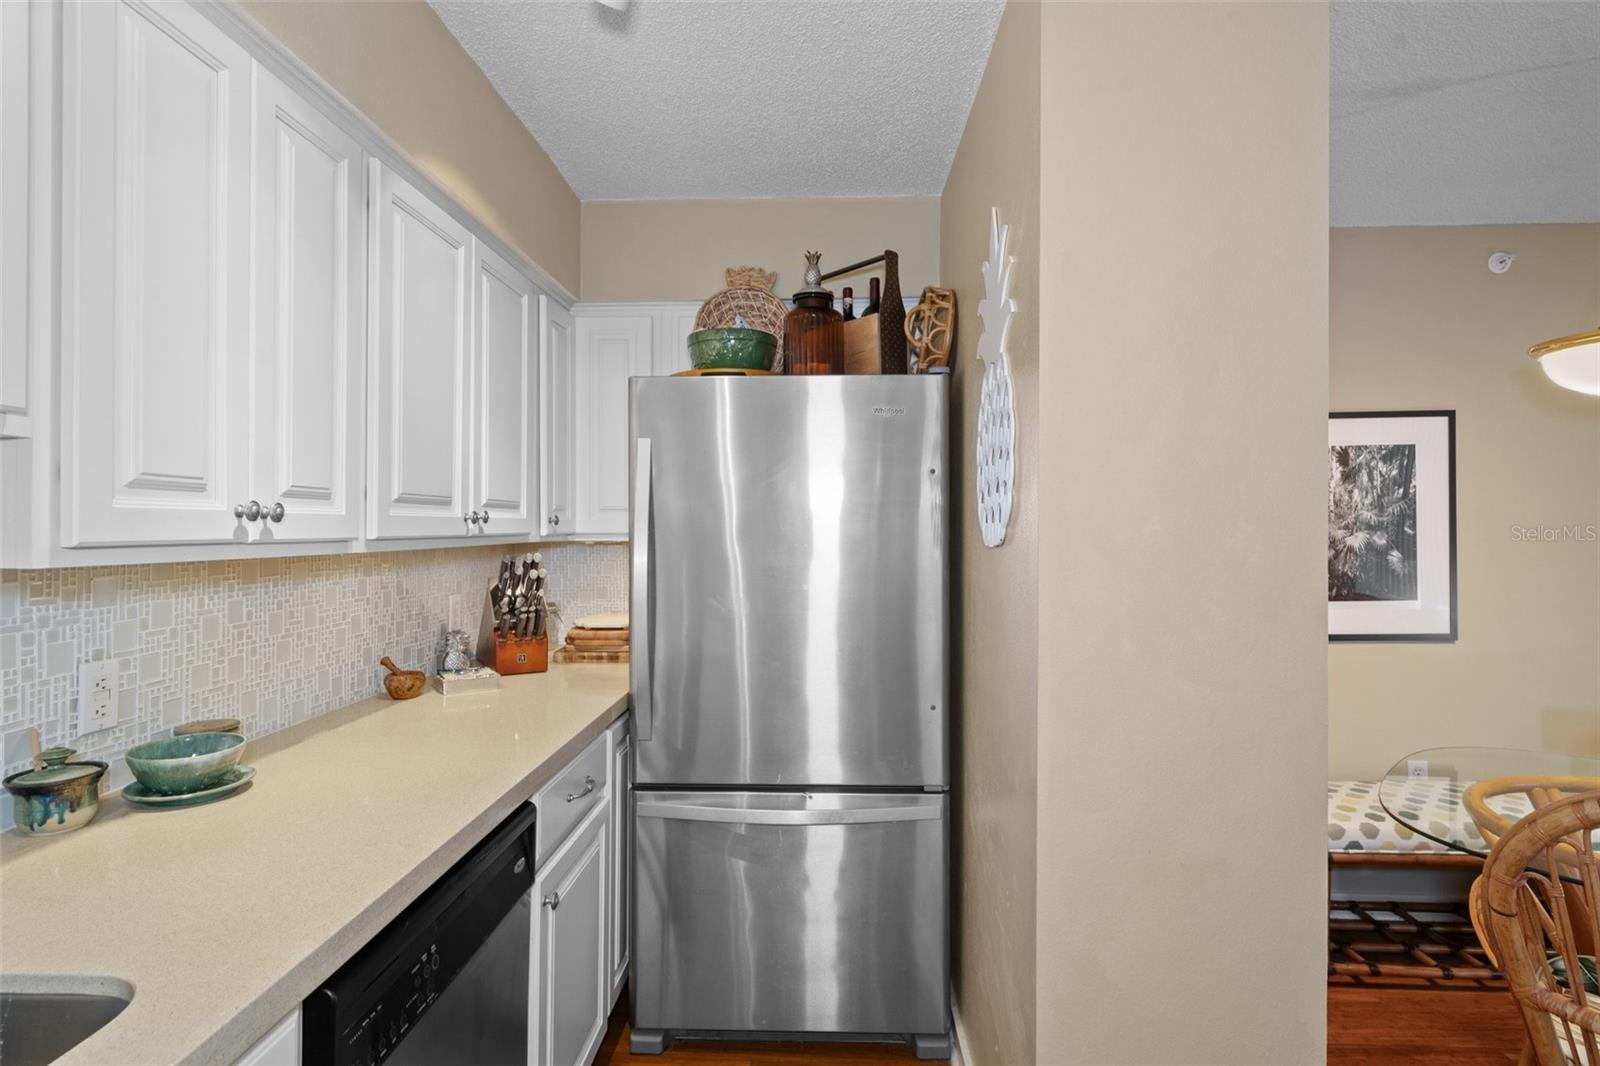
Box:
[122,766,255,809]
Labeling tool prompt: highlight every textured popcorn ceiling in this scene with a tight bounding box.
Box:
[1332,0,1600,227]
[429,0,1005,200]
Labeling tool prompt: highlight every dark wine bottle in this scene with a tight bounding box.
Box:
[864,277,881,317]
[841,286,855,321]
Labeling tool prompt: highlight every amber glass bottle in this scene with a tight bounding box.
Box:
[784,292,844,375]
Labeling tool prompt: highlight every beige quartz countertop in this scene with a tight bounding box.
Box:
[0,664,630,1066]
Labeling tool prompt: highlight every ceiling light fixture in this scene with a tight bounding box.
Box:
[1529,328,1600,397]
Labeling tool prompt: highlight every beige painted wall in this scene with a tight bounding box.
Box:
[241,0,581,294]
[1035,4,1330,1063]
[939,2,1039,1064]
[580,198,940,302]
[1329,225,1600,780]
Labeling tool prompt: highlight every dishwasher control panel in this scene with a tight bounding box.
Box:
[337,941,444,1066]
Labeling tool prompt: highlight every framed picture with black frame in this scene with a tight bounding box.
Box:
[1328,410,1457,642]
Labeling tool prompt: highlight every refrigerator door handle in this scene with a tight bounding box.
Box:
[632,436,654,741]
[635,800,942,826]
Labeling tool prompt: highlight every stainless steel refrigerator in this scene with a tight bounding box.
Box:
[628,374,950,1060]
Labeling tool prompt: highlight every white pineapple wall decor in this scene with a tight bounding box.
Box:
[975,207,1018,548]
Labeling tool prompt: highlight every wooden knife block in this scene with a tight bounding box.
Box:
[492,633,548,675]
[477,581,549,675]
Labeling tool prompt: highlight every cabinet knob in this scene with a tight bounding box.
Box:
[234,500,263,522]
[267,502,285,523]
[464,512,478,526]
[542,891,561,910]
[549,514,560,527]
[477,511,489,527]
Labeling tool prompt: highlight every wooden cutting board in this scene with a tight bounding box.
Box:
[553,646,629,664]
[567,627,629,644]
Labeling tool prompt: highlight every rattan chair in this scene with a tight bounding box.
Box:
[1469,776,1600,958]
[1479,791,1600,1066]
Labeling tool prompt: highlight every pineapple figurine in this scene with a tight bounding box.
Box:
[799,250,826,294]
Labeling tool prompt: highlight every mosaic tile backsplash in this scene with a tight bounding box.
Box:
[0,543,627,818]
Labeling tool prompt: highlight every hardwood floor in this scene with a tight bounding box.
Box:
[1328,986,1527,1065]
[596,987,1523,1064]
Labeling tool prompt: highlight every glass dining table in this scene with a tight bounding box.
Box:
[1380,746,1600,858]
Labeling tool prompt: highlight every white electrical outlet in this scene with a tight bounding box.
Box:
[77,660,118,736]
[1407,759,1429,780]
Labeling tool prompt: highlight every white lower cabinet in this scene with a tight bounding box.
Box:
[233,1006,301,1066]
[606,715,631,1006]
[527,719,628,1066]
[530,800,610,1066]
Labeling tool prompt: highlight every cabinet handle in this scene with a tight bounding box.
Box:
[542,891,561,910]
[267,502,285,523]
[233,500,263,522]
[565,775,596,803]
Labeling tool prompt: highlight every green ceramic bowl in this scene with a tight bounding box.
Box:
[687,328,777,372]
[125,732,245,796]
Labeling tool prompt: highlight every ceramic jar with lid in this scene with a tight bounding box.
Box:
[3,747,108,836]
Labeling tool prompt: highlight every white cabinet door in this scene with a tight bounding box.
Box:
[573,315,650,536]
[0,0,27,435]
[530,802,610,1066]
[233,1007,301,1066]
[60,0,253,546]
[251,66,364,543]
[368,161,473,540]
[539,297,574,537]
[652,305,698,378]
[607,714,631,1005]
[471,242,537,537]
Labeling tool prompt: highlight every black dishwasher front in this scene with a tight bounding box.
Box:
[303,802,536,1066]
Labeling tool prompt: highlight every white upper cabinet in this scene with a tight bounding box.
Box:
[470,242,537,538]
[0,0,28,437]
[251,66,365,544]
[540,296,575,537]
[60,0,253,546]
[573,313,652,536]
[654,305,698,377]
[367,160,473,540]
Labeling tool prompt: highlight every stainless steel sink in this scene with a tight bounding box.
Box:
[0,989,131,1066]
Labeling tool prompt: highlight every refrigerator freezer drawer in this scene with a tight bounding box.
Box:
[632,791,949,1039]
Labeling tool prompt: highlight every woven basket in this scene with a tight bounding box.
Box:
[695,290,787,370]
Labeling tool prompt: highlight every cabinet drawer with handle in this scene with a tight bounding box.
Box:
[532,731,610,868]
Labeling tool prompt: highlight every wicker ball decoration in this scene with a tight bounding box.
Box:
[904,286,957,371]
[695,267,789,373]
